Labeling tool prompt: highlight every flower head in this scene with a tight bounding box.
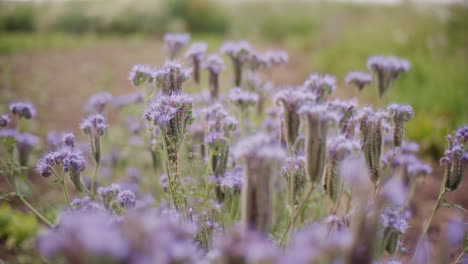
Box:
[0,114,10,127]
[163,32,190,59]
[304,73,336,101]
[80,113,108,137]
[9,101,36,119]
[367,55,410,97]
[85,92,113,113]
[344,71,373,90]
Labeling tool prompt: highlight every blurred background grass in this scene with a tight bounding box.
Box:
[0,0,467,157]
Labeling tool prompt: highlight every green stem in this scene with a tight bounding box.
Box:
[62,175,71,207]
[280,183,315,246]
[452,246,468,264]
[90,160,100,199]
[414,180,447,257]
[14,177,53,227]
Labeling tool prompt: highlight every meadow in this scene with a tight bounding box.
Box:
[0,0,467,263]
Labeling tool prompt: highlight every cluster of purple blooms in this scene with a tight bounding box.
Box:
[2,33,467,264]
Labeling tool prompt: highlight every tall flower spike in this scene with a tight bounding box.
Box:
[344,71,373,91]
[367,55,410,97]
[304,73,336,101]
[185,42,207,84]
[359,108,385,185]
[9,101,36,119]
[203,54,225,99]
[298,104,338,186]
[233,133,286,233]
[203,104,237,201]
[163,32,190,59]
[282,155,307,205]
[221,40,252,86]
[154,60,192,94]
[440,126,468,191]
[387,104,414,147]
[323,136,360,202]
[274,87,316,154]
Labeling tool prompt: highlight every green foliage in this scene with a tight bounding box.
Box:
[0,3,36,32]
[0,203,39,250]
[166,0,229,34]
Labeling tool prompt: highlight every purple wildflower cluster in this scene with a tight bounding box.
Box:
[9,101,36,119]
[367,55,410,97]
[1,33,466,264]
[164,32,191,59]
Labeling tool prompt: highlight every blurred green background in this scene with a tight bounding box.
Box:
[1,0,467,157]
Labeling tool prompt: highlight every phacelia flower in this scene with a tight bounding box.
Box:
[298,104,339,186]
[85,92,113,113]
[229,87,259,111]
[203,54,225,99]
[264,50,288,65]
[113,92,144,108]
[233,133,286,233]
[128,64,155,86]
[344,71,373,91]
[80,113,108,137]
[62,132,75,148]
[153,60,192,94]
[275,87,316,153]
[440,128,468,191]
[163,32,190,59]
[367,55,410,97]
[117,190,136,208]
[304,73,336,101]
[185,42,207,84]
[9,101,36,119]
[221,40,252,86]
[0,114,10,127]
[387,104,414,147]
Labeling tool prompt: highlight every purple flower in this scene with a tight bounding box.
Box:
[129,64,155,86]
[152,60,192,94]
[228,87,259,110]
[85,92,113,113]
[380,207,408,233]
[455,125,468,145]
[163,32,190,59]
[98,183,121,207]
[144,92,193,128]
[0,114,10,127]
[126,167,141,181]
[218,167,243,192]
[62,132,75,148]
[184,42,207,84]
[71,196,103,211]
[15,132,39,166]
[344,71,373,90]
[367,55,410,97]
[221,40,252,86]
[117,190,136,208]
[37,211,129,261]
[264,50,288,65]
[304,73,336,101]
[203,54,225,74]
[9,101,36,119]
[80,113,108,136]
[0,128,17,138]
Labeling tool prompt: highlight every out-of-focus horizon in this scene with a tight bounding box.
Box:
[1,0,467,156]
